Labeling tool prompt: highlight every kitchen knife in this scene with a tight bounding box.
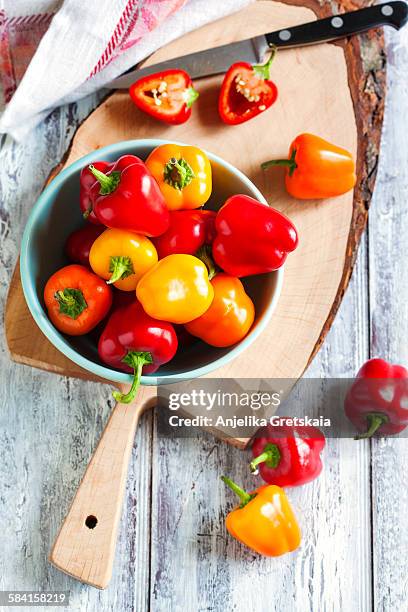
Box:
[107,1,408,89]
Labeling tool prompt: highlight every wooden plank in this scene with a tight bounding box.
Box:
[0,99,152,610]
[368,27,408,612]
[150,244,372,610]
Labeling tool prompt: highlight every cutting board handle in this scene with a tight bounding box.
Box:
[50,386,156,589]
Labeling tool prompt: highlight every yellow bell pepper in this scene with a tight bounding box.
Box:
[89,228,158,291]
[136,254,214,323]
[145,143,212,211]
[221,477,301,557]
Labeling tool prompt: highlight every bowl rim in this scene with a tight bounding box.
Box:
[20,138,284,386]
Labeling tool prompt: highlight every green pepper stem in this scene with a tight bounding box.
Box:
[88,165,121,195]
[184,86,199,108]
[195,245,217,280]
[56,290,75,307]
[261,147,298,177]
[253,46,277,80]
[163,157,195,190]
[107,255,134,284]
[112,351,153,404]
[354,413,389,440]
[221,476,255,508]
[54,288,87,319]
[172,159,187,181]
[250,443,281,473]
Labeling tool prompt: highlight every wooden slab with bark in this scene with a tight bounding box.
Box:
[6,0,385,386]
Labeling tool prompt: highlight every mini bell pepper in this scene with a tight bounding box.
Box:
[129,69,199,125]
[262,133,356,199]
[219,50,278,125]
[152,209,216,259]
[136,254,214,324]
[250,420,325,487]
[65,224,105,267]
[186,273,255,347]
[86,154,170,236]
[212,194,298,277]
[44,264,112,336]
[345,358,408,439]
[98,301,178,404]
[80,161,109,224]
[145,144,212,211]
[221,476,301,556]
[89,228,158,291]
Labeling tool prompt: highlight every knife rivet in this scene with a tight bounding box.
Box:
[278,29,291,41]
[331,16,344,29]
[381,5,393,16]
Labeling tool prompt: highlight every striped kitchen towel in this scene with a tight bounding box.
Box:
[0,0,252,141]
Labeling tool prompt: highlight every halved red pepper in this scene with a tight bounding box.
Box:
[129,69,199,125]
[152,209,216,259]
[98,301,178,403]
[250,420,325,487]
[218,50,278,125]
[212,194,298,277]
[345,358,408,439]
[86,154,170,237]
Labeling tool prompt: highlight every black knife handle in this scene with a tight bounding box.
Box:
[266,1,408,48]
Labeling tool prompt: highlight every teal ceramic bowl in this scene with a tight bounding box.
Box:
[20,139,283,385]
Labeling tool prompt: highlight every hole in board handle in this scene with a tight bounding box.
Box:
[85,515,98,529]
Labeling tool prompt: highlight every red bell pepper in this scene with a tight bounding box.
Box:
[152,209,216,259]
[129,69,199,125]
[86,155,170,237]
[80,161,109,225]
[218,51,278,125]
[98,301,178,404]
[212,194,298,277]
[250,420,325,487]
[65,224,105,267]
[345,358,408,439]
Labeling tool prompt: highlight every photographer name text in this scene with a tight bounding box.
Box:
[167,415,331,428]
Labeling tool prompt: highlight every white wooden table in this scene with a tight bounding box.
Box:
[0,26,407,612]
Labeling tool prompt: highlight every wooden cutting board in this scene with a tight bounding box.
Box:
[6,0,385,436]
[4,0,385,589]
[6,0,384,387]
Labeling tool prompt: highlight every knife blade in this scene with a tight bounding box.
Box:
[108,36,269,90]
[107,1,408,90]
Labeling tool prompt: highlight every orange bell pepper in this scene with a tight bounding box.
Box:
[221,476,301,557]
[145,143,212,211]
[262,133,356,199]
[185,273,255,347]
[136,254,214,324]
[44,264,112,336]
[89,228,158,291]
